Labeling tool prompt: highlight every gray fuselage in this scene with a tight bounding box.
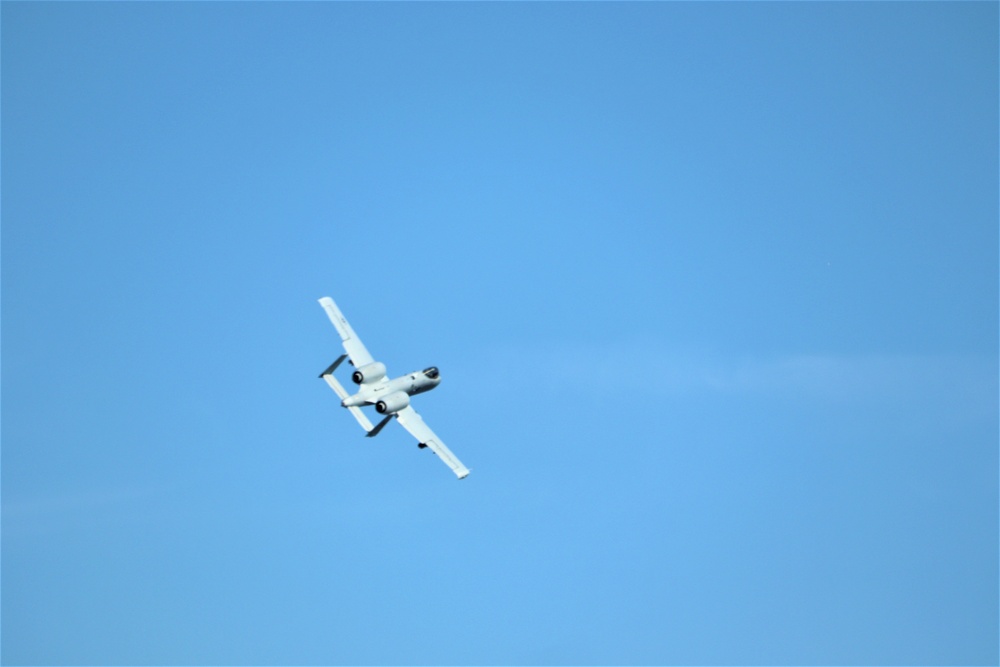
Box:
[341,366,440,408]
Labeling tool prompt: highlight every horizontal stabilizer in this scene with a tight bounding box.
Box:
[321,371,374,433]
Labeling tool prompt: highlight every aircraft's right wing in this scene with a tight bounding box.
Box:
[395,406,470,480]
[318,296,375,368]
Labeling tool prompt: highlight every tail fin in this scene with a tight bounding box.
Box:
[320,356,375,433]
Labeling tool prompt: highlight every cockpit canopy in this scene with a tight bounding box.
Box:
[423,367,440,380]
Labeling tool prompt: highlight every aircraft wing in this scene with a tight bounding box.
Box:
[318,296,375,368]
[395,406,470,480]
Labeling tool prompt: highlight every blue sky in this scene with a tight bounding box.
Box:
[2,2,997,665]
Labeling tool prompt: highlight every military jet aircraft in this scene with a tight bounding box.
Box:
[317,296,470,479]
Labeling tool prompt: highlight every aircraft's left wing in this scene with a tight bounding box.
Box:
[395,406,470,479]
[318,296,375,368]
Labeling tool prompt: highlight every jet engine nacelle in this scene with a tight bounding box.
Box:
[352,361,387,385]
[375,391,411,415]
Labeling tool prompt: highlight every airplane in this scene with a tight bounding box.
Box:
[317,296,470,480]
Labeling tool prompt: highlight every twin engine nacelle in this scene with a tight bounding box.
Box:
[352,361,387,385]
[375,391,410,415]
